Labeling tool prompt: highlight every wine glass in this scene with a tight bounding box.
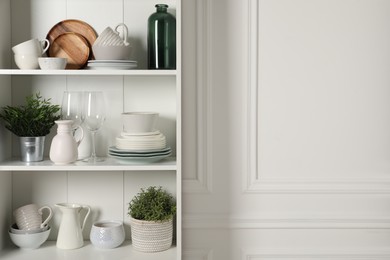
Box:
[82,91,106,163]
[61,91,83,130]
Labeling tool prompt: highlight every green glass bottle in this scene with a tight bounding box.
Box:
[147,4,176,69]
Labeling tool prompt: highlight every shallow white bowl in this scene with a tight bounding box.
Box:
[9,226,50,249]
[121,112,159,133]
[14,54,39,69]
[92,45,132,60]
[38,57,67,70]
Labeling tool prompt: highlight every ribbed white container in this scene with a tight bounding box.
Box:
[130,217,173,252]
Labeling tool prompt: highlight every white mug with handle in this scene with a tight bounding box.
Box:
[13,203,53,230]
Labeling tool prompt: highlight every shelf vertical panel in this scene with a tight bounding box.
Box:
[175,0,182,257]
[0,0,12,251]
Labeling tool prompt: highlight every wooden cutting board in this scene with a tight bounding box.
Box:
[46,19,97,48]
[49,32,90,69]
[46,19,97,61]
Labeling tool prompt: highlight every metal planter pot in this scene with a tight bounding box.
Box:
[19,136,45,162]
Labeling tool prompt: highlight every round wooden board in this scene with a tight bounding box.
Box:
[49,32,90,69]
[47,19,97,47]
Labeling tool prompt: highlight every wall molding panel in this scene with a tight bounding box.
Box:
[241,248,390,260]
[183,249,214,260]
[243,0,390,194]
[183,214,390,229]
[182,0,213,194]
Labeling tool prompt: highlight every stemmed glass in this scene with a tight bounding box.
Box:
[61,91,83,130]
[82,91,106,163]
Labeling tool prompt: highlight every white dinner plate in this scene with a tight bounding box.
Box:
[120,130,161,137]
[109,146,171,154]
[88,60,137,64]
[109,153,171,164]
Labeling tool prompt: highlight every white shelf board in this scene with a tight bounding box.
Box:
[0,240,177,260]
[0,157,177,171]
[0,69,177,76]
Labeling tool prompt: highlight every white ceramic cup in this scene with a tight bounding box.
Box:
[13,204,53,231]
[12,38,50,56]
[90,220,125,249]
[14,54,40,69]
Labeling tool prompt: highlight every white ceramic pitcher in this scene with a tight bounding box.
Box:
[49,120,84,164]
[55,203,91,250]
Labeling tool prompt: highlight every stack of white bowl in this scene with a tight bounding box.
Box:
[89,24,136,70]
[8,204,52,249]
[108,112,171,163]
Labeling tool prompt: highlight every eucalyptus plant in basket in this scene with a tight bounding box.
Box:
[0,93,61,162]
[128,186,176,252]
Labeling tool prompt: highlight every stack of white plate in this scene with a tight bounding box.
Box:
[109,130,171,163]
[87,60,137,70]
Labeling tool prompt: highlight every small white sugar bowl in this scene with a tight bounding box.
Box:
[90,220,125,249]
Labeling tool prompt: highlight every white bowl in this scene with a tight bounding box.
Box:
[38,57,67,70]
[9,226,50,249]
[122,112,159,133]
[14,54,39,69]
[9,223,49,235]
[92,45,132,60]
[90,220,125,249]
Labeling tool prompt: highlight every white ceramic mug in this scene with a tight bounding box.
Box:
[12,38,50,55]
[13,204,53,231]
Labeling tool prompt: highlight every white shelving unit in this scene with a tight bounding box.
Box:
[0,69,177,76]
[0,241,177,260]
[0,0,181,259]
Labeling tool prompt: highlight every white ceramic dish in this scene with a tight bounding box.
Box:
[38,57,67,70]
[9,226,50,249]
[88,60,137,64]
[109,146,171,154]
[92,45,132,60]
[121,112,159,133]
[109,153,171,164]
[109,149,171,157]
[87,63,137,70]
[9,223,49,234]
[120,130,160,137]
[90,220,125,249]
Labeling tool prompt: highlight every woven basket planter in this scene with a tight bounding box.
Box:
[130,217,173,252]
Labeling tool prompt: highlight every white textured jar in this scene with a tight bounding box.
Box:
[90,220,125,249]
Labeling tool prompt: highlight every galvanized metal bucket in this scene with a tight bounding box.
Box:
[19,136,45,162]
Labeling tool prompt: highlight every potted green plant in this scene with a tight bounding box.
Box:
[0,93,61,162]
[128,186,176,252]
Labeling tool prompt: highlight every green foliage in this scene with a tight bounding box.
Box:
[0,93,61,137]
[128,186,176,222]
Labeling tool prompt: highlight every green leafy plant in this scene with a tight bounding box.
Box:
[0,93,61,137]
[128,186,176,222]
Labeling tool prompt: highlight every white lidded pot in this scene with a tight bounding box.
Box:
[49,120,83,164]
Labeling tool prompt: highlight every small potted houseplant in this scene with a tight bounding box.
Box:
[128,186,176,252]
[0,93,61,162]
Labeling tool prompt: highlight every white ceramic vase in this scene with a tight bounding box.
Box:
[49,120,83,164]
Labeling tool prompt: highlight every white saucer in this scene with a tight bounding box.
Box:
[88,60,137,64]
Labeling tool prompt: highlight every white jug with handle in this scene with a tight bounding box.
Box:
[55,203,91,249]
[49,120,84,164]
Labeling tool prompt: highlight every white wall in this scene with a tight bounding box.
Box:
[182,0,390,259]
